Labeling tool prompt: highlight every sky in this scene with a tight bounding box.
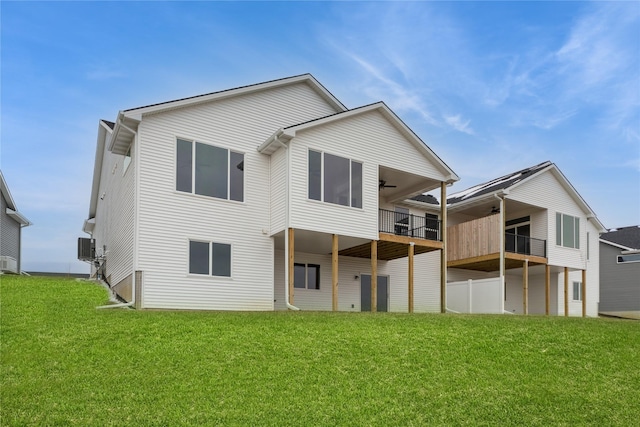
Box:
[1,1,639,273]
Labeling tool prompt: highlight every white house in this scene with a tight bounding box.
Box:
[81,74,459,312]
[444,161,606,317]
[1,170,31,274]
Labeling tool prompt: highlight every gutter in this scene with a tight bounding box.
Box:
[494,193,506,314]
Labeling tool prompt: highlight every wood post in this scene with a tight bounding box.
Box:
[288,228,295,305]
[523,260,529,315]
[371,240,378,313]
[545,264,550,316]
[332,234,338,312]
[440,181,447,313]
[564,267,569,317]
[582,269,587,318]
[408,243,414,313]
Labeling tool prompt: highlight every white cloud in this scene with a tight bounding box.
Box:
[443,114,474,135]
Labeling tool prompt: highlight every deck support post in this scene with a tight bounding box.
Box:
[288,227,295,306]
[332,234,338,312]
[582,269,587,318]
[564,267,569,317]
[545,264,550,315]
[440,181,447,313]
[523,259,529,315]
[371,240,378,313]
[408,242,414,313]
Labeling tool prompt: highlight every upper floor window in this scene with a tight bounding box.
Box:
[308,150,362,208]
[177,139,244,202]
[556,213,580,249]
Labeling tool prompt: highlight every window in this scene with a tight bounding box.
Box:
[308,150,362,208]
[556,213,580,249]
[425,213,439,240]
[189,240,231,277]
[394,207,410,236]
[293,263,320,290]
[617,253,640,264]
[587,232,590,260]
[572,281,582,301]
[177,139,244,202]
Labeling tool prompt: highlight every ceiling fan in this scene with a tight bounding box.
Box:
[379,180,397,190]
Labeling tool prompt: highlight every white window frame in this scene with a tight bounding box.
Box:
[188,239,232,278]
[556,212,580,249]
[176,138,245,202]
[572,281,582,301]
[307,149,363,209]
[293,263,320,290]
[617,253,640,264]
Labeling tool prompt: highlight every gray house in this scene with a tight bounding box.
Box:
[599,226,640,316]
[1,171,31,274]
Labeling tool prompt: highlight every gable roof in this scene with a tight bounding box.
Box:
[600,226,640,250]
[259,102,459,183]
[410,194,439,205]
[447,161,606,231]
[108,74,347,156]
[448,161,551,204]
[0,170,31,226]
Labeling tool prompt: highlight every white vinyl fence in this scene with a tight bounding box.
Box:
[447,278,506,314]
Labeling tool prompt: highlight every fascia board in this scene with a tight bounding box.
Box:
[599,238,634,251]
[6,208,31,226]
[447,189,510,211]
[0,172,17,211]
[89,122,109,218]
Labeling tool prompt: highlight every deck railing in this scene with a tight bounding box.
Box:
[379,209,441,241]
[505,233,547,258]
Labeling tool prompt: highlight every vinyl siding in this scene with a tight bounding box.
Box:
[1,193,21,269]
[288,110,448,239]
[91,132,135,290]
[270,147,287,235]
[274,249,441,312]
[508,170,588,270]
[136,82,339,310]
[599,242,640,311]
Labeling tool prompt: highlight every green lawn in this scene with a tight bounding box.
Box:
[2,275,639,426]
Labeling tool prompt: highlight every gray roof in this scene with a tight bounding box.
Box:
[410,194,439,205]
[601,226,640,250]
[101,120,115,129]
[448,161,552,205]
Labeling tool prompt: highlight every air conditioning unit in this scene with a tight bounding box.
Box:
[0,256,18,274]
[77,238,95,261]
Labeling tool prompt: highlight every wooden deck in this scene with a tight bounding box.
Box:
[447,252,548,272]
[338,232,442,261]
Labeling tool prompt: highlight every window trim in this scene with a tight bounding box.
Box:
[617,253,640,264]
[187,239,233,278]
[293,263,320,290]
[556,212,580,249]
[307,148,363,209]
[572,281,582,301]
[175,137,245,202]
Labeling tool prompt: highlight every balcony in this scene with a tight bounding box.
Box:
[378,208,441,241]
[448,214,548,271]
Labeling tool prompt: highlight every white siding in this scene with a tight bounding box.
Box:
[92,133,135,288]
[274,249,441,313]
[136,82,339,310]
[270,147,287,235]
[509,170,587,270]
[288,110,448,240]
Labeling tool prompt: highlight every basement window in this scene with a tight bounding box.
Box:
[294,263,320,290]
[572,281,582,301]
[189,240,231,277]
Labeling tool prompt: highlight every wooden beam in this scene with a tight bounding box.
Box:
[371,240,378,313]
[378,232,443,249]
[523,260,529,315]
[408,243,414,313]
[288,228,295,305]
[564,267,569,317]
[332,234,338,312]
[440,181,447,314]
[582,269,587,318]
[545,264,550,316]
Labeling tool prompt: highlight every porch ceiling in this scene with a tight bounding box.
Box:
[339,233,443,261]
[447,252,548,272]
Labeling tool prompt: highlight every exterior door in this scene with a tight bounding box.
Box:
[361,275,389,312]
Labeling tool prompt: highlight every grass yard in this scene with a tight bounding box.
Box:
[2,276,639,426]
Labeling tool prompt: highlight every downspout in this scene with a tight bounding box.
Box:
[98,116,137,310]
[494,193,506,314]
[276,133,300,311]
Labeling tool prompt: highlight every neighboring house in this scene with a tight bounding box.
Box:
[445,161,605,317]
[1,171,31,274]
[80,74,459,312]
[599,226,640,314]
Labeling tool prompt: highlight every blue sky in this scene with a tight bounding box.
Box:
[2,1,638,273]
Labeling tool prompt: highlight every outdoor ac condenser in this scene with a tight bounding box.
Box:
[77,238,95,261]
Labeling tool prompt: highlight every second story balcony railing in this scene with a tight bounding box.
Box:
[379,209,442,241]
[505,233,547,258]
